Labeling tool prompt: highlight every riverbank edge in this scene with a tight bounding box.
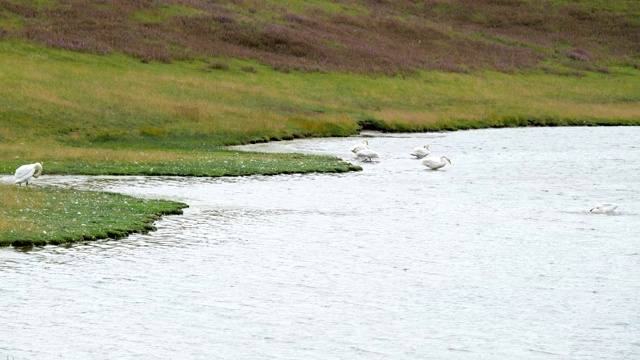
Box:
[354,117,640,134]
[9,206,188,248]
[3,122,638,249]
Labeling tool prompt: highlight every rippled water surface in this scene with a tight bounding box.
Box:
[2,127,640,359]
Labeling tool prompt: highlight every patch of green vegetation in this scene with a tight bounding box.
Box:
[259,0,369,16]
[432,3,464,17]
[0,184,188,248]
[0,10,24,30]
[548,0,640,12]
[470,32,550,54]
[0,151,361,177]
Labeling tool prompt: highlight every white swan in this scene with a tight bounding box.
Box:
[355,148,380,162]
[14,162,43,185]
[422,156,451,170]
[350,140,369,153]
[590,203,618,214]
[410,145,431,159]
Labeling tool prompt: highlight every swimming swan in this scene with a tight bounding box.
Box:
[14,162,43,185]
[350,140,369,153]
[590,203,618,214]
[355,149,380,162]
[410,145,431,159]
[422,156,451,170]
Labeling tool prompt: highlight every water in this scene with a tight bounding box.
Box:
[1,127,639,359]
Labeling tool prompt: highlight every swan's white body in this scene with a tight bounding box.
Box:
[422,156,451,170]
[590,203,618,214]
[350,140,369,153]
[355,149,380,162]
[410,145,431,159]
[14,162,43,185]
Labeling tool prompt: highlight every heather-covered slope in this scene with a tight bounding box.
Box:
[1,0,638,75]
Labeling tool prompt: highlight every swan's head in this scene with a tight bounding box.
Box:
[444,156,451,164]
[33,162,43,178]
[364,140,369,145]
[425,144,430,150]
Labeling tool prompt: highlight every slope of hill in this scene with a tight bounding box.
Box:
[0,0,638,160]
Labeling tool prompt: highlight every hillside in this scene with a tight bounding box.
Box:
[1,0,639,75]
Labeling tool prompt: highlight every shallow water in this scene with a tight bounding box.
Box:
[2,127,639,359]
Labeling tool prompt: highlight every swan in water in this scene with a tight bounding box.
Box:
[590,203,618,214]
[350,140,369,153]
[355,148,380,162]
[410,145,431,159]
[422,156,451,170]
[14,162,43,185]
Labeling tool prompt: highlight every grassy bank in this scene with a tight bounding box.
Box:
[0,183,188,248]
[0,147,361,177]
[1,41,639,154]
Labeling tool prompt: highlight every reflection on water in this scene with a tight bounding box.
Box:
[2,127,640,359]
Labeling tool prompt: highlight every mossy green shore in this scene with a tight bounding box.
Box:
[0,184,188,248]
[0,151,360,248]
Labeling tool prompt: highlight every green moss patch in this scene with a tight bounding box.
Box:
[0,184,188,248]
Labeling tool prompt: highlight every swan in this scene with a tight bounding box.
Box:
[590,203,618,214]
[410,145,431,159]
[350,140,369,153]
[422,156,451,170]
[14,162,43,185]
[355,148,380,162]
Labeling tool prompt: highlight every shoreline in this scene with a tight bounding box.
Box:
[2,124,638,249]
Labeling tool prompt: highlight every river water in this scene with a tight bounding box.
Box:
[1,127,639,359]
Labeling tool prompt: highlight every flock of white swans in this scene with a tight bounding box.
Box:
[349,139,452,170]
[12,146,618,215]
[348,139,619,214]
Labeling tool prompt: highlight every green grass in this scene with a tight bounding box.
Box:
[0,148,361,177]
[1,40,638,151]
[0,183,188,247]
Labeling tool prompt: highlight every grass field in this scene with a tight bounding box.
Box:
[1,41,638,152]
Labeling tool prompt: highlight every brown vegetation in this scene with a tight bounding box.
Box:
[0,0,638,75]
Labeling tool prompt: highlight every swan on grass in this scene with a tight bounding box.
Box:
[350,140,369,153]
[14,162,43,185]
[422,156,451,170]
[355,149,380,162]
[590,203,618,214]
[410,145,431,159]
